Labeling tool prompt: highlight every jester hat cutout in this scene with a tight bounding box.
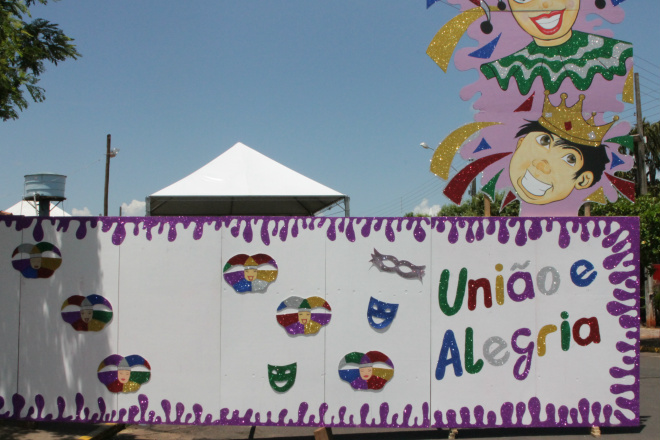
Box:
[338,351,394,391]
[367,297,399,330]
[268,362,297,392]
[276,296,331,335]
[223,253,278,293]
[12,242,62,278]
[61,294,113,332]
[97,354,151,393]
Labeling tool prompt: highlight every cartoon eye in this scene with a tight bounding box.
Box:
[536,134,552,148]
[562,153,577,166]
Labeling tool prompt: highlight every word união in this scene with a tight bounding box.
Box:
[438,260,597,316]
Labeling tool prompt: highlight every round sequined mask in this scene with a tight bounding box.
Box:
[12,242,62,278]
[97,354,151,393]
[223,253,278,293]
[61,294,113,332]
[338,351,394,391]
[276,296,332,336]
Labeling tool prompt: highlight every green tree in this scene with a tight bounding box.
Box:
[404,192,519,217]
[1,0,80,121]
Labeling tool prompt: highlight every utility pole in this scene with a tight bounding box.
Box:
[634,73,648,196]
[103,134,119,216]
[634,73,655,327]
[104,135,111,216]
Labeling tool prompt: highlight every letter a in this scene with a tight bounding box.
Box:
[435,329,464,380]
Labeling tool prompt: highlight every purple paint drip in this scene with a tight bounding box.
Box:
[384,220,395,242]
[345,219,356,242]
[326,220,336,241]
[138,394,149,423]
[497,219,510,244]
[75,393,84,420]
[127,405,139,423]
[279,219,288,242]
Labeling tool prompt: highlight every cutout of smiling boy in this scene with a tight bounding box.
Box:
[509,91,612,205]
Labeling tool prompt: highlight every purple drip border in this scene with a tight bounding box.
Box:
[0,216,640,428]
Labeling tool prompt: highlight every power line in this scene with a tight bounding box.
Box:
[368,176,447,217]
[636,55,660,70]
[637,66,660,81]
[370,183,443,216]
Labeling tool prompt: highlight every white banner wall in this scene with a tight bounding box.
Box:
[0,216,640,429]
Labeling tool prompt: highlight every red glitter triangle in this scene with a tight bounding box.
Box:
[443,152,511,205]
[468,0,481,5]
[514,93,535,112]
[605,173,635,202]
[500,191,518,210]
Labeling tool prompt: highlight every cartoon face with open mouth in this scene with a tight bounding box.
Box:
[509,130,592,205]
[509,0,580,46]
[267,362,297,392]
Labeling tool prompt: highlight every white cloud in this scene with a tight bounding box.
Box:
[121,200,146,216]
[71,207,92,216]
[413,198,440,217]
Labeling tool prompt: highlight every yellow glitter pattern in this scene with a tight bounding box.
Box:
[537,325,558,357]
[306,296,327,308]
[430,122,500,179]
[373,367,394,381]
[257,270,278,282]
[623,67,634,104]
[426,6,496,72]
[304,320,322,335]
[122,381,142,393]
[583,187,608,205]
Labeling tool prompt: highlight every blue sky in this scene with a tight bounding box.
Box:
[2,0,659,217]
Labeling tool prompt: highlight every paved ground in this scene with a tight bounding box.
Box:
[1,330,658,440]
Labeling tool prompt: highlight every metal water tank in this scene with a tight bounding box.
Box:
[24,173,67,200]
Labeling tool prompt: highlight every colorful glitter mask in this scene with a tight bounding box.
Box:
[61,294,113,332]
[223,253,278,293]
[338,351,394,391]
[97,354,151,393]
[11,242,62,279]
[276,296,332,336]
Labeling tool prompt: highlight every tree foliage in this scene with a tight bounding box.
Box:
[1,0,80,121]
[405,192,519,217]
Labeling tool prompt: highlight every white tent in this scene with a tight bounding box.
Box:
[146,142,349,216]
[4,201,71,217]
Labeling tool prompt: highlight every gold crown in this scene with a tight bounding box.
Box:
[538,90,618,147]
